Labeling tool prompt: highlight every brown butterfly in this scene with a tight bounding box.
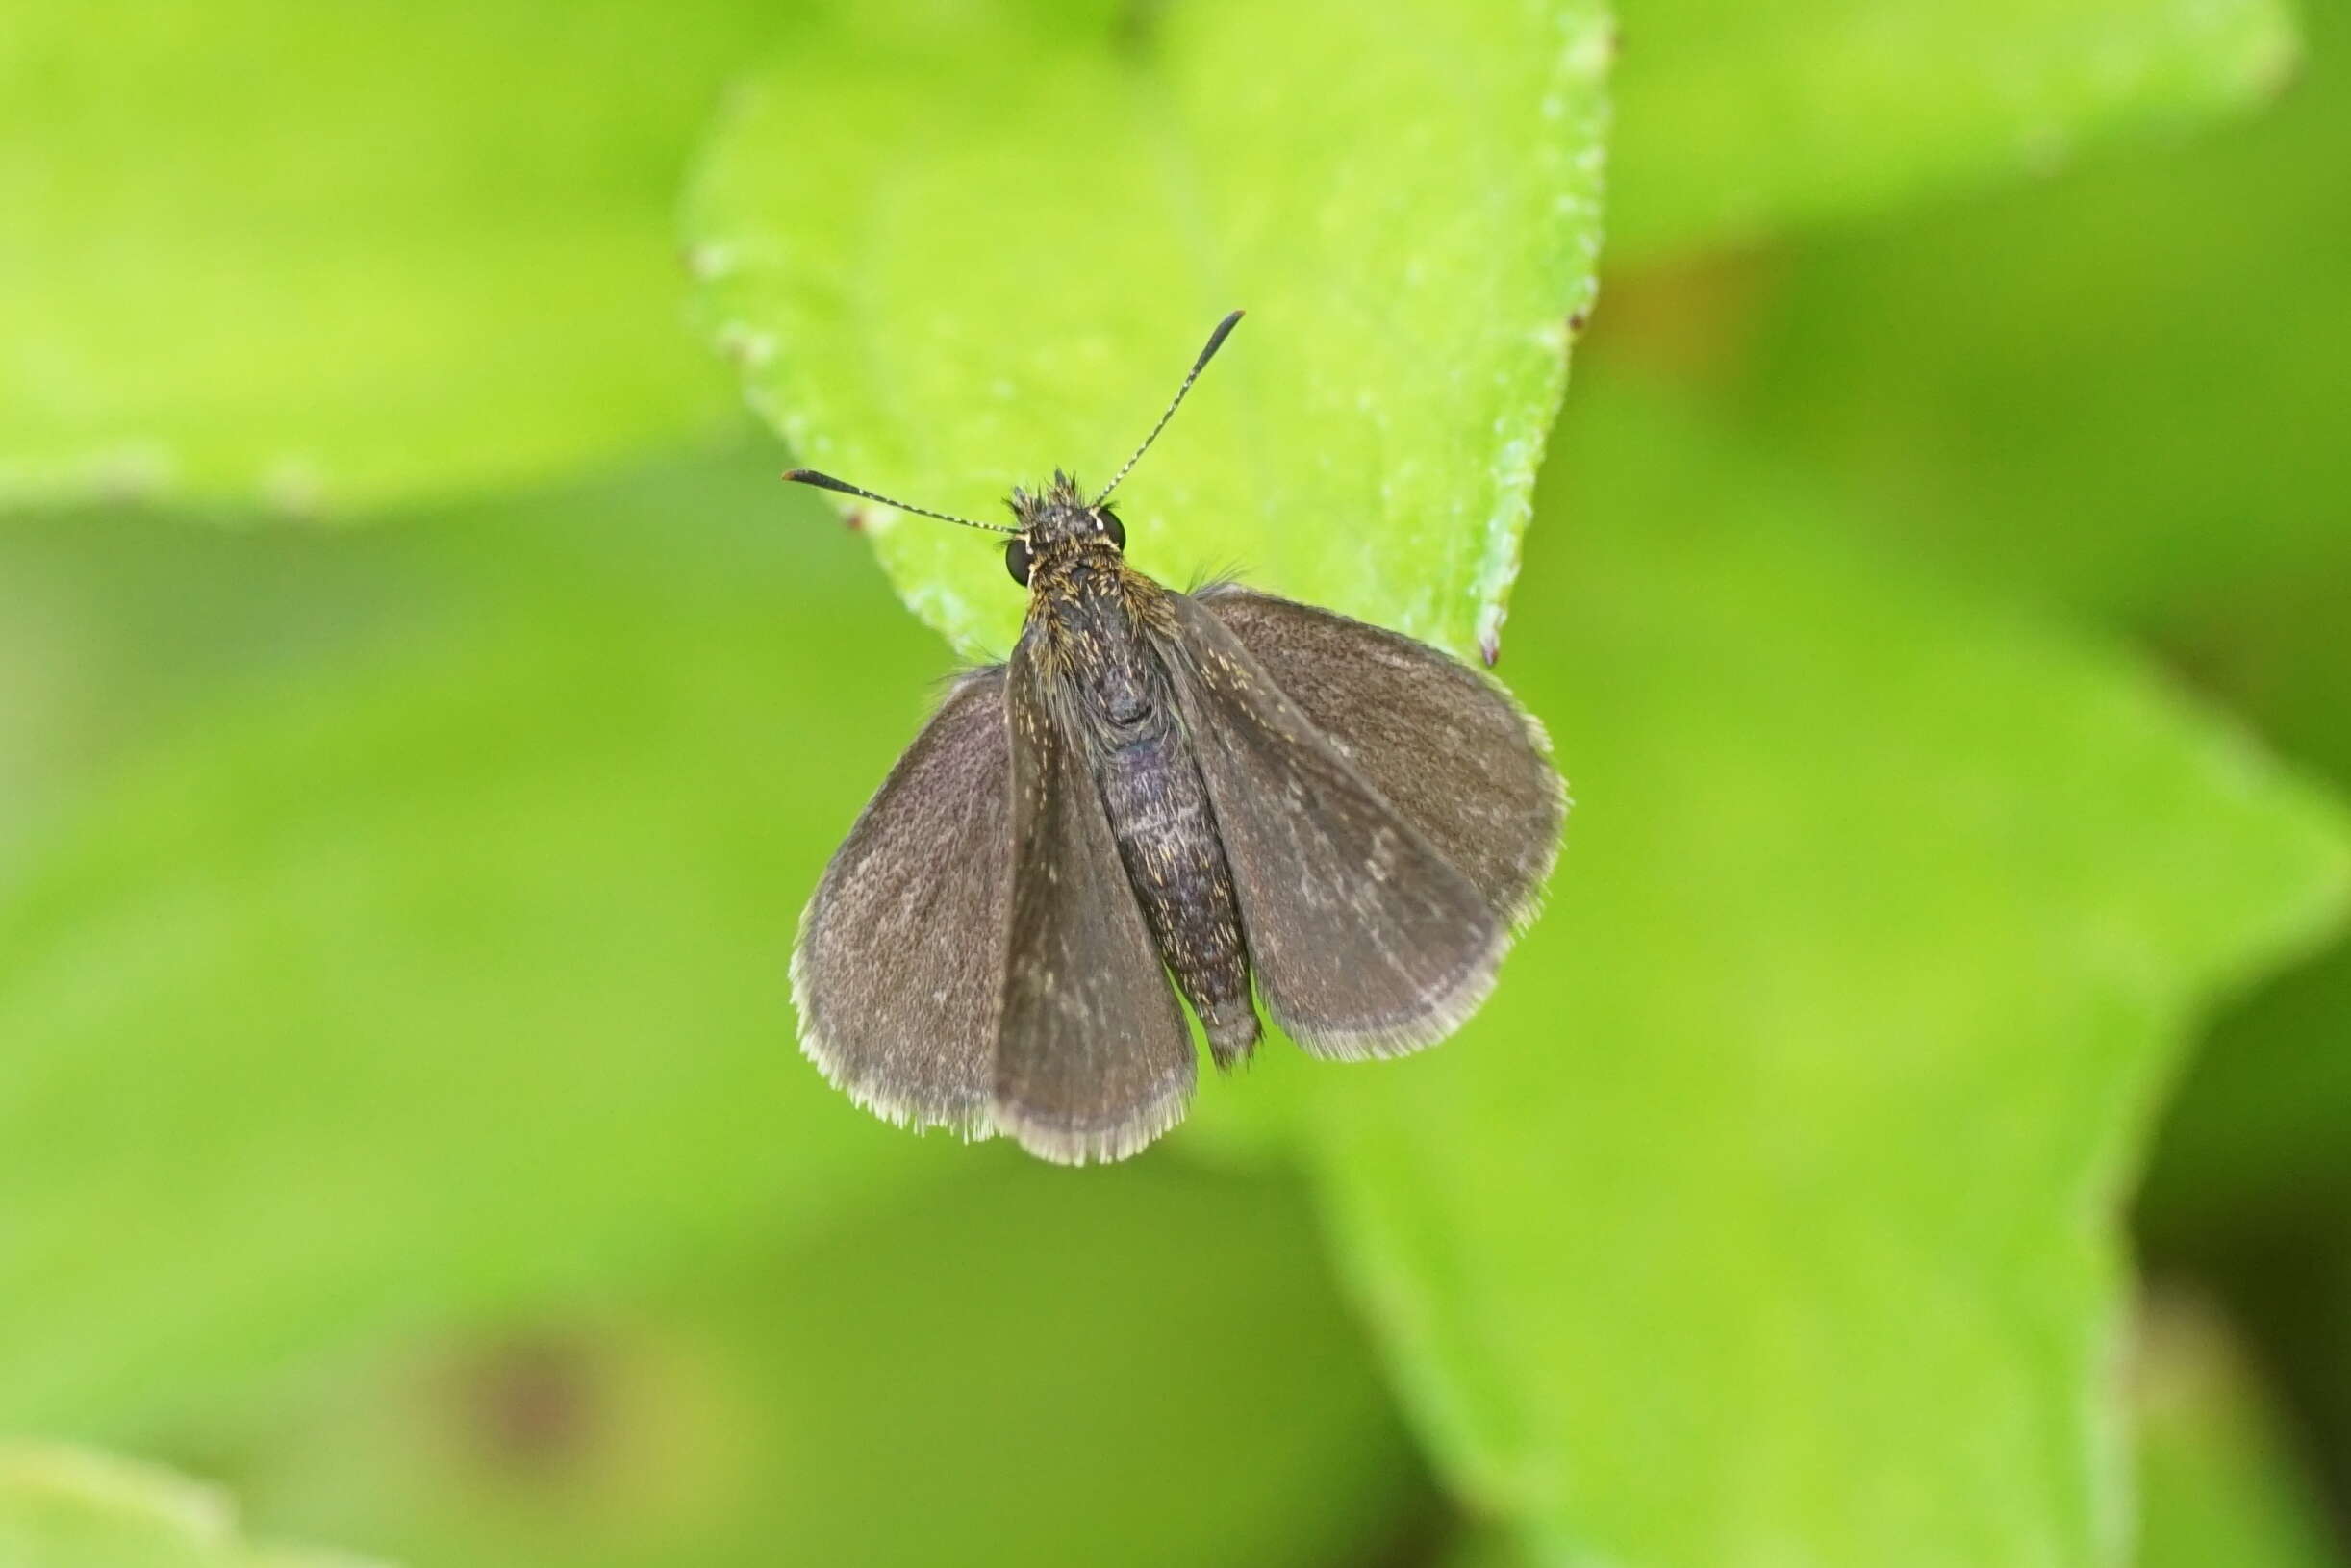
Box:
[788,313,1564,1163]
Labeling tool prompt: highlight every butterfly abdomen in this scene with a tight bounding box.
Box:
[1095,714,1258,1068]
[1041,559,1258,1068]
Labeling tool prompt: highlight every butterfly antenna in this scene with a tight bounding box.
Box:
[1094,310,1245,506]
[782,468,1017,534]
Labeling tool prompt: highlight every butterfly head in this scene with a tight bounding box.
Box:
[1004,470,1125,587]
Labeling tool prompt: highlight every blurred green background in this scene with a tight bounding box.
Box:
[5,1,2350,1565]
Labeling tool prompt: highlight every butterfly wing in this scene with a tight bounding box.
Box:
[992,628,1197,1163]
[1197,583,1565,927]
[1158,592,1505,1059]
[791,667,1012,1138]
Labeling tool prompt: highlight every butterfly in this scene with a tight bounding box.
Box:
[788,313,1564,1163]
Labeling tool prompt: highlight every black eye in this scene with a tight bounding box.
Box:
[1005,537,1032,586]
[1097,507,1125,547]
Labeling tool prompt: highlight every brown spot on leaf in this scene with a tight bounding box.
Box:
[454,1331,604,1480]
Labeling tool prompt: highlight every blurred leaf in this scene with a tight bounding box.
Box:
[1610,0,2298,259]
[2139,550,2351,1242]
[1711,0,2349,617]
[2136,1297,2344,1568]
[685,0,1608,661]
[0,511,429,879]
[0,1444,373,1568]
[0,451,982,1438]
[1441,1528,1539,1568]
[2137,925,2351,1254]
[0,2,777,512]
[190,1162,1430,1568]
[2132,551,2351,1518]
[1295,388,2351,1567]
[2141,944,2351,1245]
[1628,14,2351,1501]
[2174,1247,2351,1533]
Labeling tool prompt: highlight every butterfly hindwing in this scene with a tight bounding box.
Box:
[1158,592,1504,1059]
[993,629,1198,1162]
[791,667,1012,1137]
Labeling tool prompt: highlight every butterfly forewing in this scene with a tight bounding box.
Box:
[994,631,1198,1163]
[1158,592,1505,1059]
[1198,584,1565,927]
[791,667,1012,1137]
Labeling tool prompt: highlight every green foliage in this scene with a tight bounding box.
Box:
[186,1162,1422,1568]
[1413,1303,2351,1568]
[0,1,769,510]
[0,462,954,1436]
[2139,552,2351,1237]
[685,0,1607,660]
[2135,1302,2340,1568]
[5,0,2351,1564]
[0,1445,370,1568]
[1712,0,2351,617]
[1611,0,2299,258]
[1294,389,2347,1567]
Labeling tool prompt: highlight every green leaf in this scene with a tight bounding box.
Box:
[1439,1297,2351,1568]
[1297,388,2351,1567]
[1710,0,2351,618]
[1691,9,2351,1274]
[2140,939,2351,1247]
[0,504,434,878]
[2136,1299,2344,1568]
[0,451,974,1437]
[0,2,772,512]
[2138,546,2351,1242]
[1441,1529,1541,1568]
[183,1162,1427,1568]
[1609,0,2299,260]
[0,1445,373,1568]
[684,0,1608,661]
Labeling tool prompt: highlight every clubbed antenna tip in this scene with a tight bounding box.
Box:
[1095,310,1246,506]
[782,467,1015,535]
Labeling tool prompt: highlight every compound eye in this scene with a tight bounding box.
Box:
[1005,536,1033,586]
[1097,506,1125,547]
